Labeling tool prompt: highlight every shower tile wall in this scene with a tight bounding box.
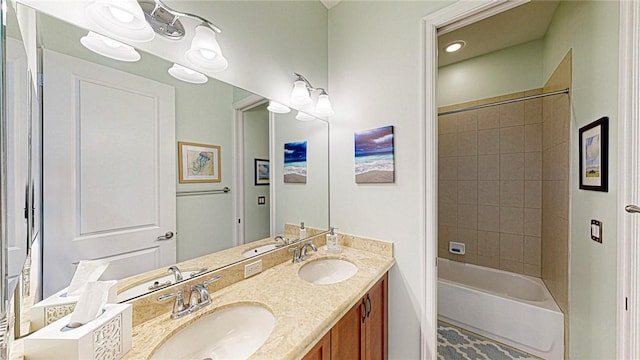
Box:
[438,90,543,277]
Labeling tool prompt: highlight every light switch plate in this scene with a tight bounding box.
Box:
[244,260,263,278]
[591,219,602,243]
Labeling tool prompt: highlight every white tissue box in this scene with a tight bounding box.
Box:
[30,284,118,332]
[25,303,132,360]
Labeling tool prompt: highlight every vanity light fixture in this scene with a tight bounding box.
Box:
[80,32,142,62]
[168,63,208,84]
[444,40,465,53]
[295,111,316,122]
[138,0,228,72]
[267,101,291,114]
[289,73,335,116]
[86,0,155,42]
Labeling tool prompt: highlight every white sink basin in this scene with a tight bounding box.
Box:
[242,243,278,258]
[117,274,174,302]
[298,259,358,285]
[150,304,275,360]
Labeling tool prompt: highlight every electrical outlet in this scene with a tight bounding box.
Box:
[244,260,263,278]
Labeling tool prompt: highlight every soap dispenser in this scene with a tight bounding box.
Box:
[299,222,307,239]
[326,227,340,253]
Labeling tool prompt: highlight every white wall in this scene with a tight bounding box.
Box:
[243,104,271,243]
[273,113,329,235]
[542,2,620,358]
[438,39,544,107]
[328,1,452,358]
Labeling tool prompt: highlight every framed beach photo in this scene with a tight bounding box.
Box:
[178,142,221,183]
[579,117,608,192]
[284,141,307,184]
[255,159,270,185]
[355,125,395,183]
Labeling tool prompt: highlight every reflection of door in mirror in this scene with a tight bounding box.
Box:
[42,50,177,297]
[242,103,271,243]
[6,33,30,294]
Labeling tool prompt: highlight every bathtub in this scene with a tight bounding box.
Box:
[438,258,564,360]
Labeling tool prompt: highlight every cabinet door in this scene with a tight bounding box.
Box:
[303,331,331,360]
[364,274,388,360]
[331,298,366,360]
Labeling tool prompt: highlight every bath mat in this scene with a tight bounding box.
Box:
[437,321,540,360]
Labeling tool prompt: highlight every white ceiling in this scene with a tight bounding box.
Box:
[438,0,559,67]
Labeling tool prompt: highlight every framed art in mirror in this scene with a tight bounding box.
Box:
[178,141,221,183]
[255,159,270,185]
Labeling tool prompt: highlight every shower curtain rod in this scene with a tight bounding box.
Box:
[437,88,570,116]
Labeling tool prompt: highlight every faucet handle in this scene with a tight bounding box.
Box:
[158,290,186,315]
[203,275,222,287]
[288,247,300,263]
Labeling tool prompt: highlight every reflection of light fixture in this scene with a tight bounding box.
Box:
[87,0,154,42]
[136,0,229,72]
[295,111,316,122]
[445,40,465,53]
[267,101,291,114]
[289,73,334,116]
[80,31,141,62]
[168,64,208,84]
[185,25,228,72]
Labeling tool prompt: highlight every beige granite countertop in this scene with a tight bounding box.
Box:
[123,245,395,360]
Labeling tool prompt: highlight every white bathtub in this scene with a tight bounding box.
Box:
[438,258,564,360]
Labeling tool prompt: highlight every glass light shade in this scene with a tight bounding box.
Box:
[295,111,316,122]
[267,101,291,114]
[290,80,312,105]
[168,64,208,84]
[80,31,141,62]
[315,94,334,116]
[87,0,154,42]
[185,26,229,72]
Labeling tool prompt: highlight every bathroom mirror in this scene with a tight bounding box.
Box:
[5,0,32,300]
[10,7,329,309]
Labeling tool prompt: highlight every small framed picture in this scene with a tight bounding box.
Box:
[579,117,608,192]
[178,142,221,183]
[255,159,270,185]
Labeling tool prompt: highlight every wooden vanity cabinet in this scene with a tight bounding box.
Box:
[304,273,388,360]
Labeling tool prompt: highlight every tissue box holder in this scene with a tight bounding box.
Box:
[25,303,132,360]
[31,285,118,332]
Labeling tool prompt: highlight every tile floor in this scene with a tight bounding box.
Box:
[437,321,540,360]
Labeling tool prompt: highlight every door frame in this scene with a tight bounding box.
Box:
[232,94,269,246]
[616,1,640,358]
[423,1,639,359]
[421,0,544,357]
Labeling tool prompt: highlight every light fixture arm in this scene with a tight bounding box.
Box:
[292,72,328,95]
[147,0,222,33]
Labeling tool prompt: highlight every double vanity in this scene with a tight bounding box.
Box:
[123,231,394,359]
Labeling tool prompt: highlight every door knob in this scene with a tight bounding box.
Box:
[625,205,640,214]
[157,231,174,241]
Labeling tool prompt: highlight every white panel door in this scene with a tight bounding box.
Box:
[43,49,176,297]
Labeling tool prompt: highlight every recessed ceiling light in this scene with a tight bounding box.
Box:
[445,41,465,53]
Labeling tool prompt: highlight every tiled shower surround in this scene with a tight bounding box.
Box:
[438,90,543,276]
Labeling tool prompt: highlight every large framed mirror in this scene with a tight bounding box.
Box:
[5,1,330,339]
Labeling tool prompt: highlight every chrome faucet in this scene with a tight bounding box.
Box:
[157,275,222,320]
[167,266,184,282]
[289,241,317,263]
[299,241,318,261]
[158,290,190,319]
[274,235,289,247]
[189,284,211,311]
